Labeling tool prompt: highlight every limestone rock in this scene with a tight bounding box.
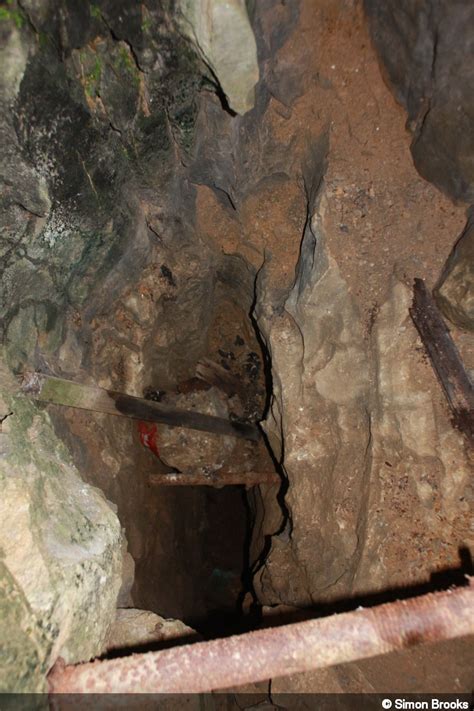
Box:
[103,608,199,653]
[253,188,372,606]
[178,0,259,115]
[353,279,473,594]
[435,214,474,331]
[0,365,123,692]
[252,179,473,608]
[0,0,203,378]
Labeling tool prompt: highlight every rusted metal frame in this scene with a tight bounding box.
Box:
[48,580,474,694]
[410,278,474,442]
[20,372,260,442]
[148,468,280,487]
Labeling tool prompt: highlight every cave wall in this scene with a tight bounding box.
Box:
[1,0,473,693]
[364,0,474,334]
[245,0,473,607]
[1,0,271,687]
[0,364,122,692]
[364,0,474,205]
[0,0,257,690]
[0,0,208,380]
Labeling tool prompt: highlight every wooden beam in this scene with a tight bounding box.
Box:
[148,468,280,488]
[410,278,474,443]
[20,372,261,442]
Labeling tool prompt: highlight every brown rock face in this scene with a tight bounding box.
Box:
[245,0,472,609]
[364,0,474,204]
[2,0,473,694]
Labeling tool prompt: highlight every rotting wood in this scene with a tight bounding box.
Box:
[196,357,243,397]
[20,372,260,442]
[148,467,280,487]
[410,278,474,443]
[48,579,474,694]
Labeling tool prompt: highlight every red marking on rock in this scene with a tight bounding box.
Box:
[138,421,161,457]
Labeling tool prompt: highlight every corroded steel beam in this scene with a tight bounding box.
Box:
[148,468,280,487]
[48,580,474,694]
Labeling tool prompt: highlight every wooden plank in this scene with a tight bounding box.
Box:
[148,468,280,488]
[410,278,474,442]
[20,372,261,442]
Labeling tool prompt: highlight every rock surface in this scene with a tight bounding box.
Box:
[435,211,474,331]
[240,1,472,610]
[0,366,123,692]
[355,278,472,593]
[365,0,474,204]
[1,0,473,694]
[253,186,372,605]
[0,0,265,637]
[178,0,259,115]
[103,608,199,653]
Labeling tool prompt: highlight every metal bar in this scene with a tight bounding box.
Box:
[20,372,260,442]
[148,468,280,487]
[48,580,474,694]
[410,278,474,442]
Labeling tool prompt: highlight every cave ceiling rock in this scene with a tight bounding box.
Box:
[0,365,123,692]
[177,0,259,115]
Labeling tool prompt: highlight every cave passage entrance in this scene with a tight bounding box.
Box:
[51,257,277,639]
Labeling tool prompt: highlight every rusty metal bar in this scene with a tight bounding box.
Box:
[48,580,474,694]
[410,278,474,443]
[148,468,280,487]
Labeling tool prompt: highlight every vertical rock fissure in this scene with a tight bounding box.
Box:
[246,264,293,609]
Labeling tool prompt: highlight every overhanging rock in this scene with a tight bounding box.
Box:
[178,0,259,115]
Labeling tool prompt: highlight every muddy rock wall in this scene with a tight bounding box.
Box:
[364,0,474,204]
[0,0,473,694]
[247,0,473,607]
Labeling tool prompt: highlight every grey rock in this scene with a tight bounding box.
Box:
[178,0,259,115]
[353,279,472,594]
[435,213,474,331]
[365,0,474,203]
[0,364,123,691]
[253,184,371,605]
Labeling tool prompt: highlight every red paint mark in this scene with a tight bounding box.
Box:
[138,421,161,458]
